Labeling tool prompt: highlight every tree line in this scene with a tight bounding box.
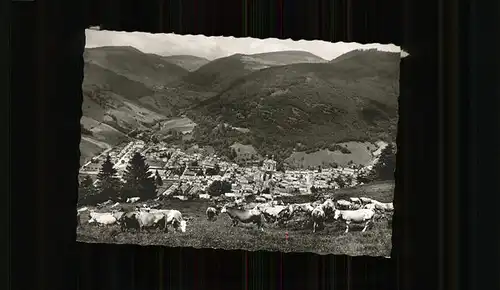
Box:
[78,152,163,206]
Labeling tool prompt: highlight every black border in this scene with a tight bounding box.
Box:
[10,0,497,289]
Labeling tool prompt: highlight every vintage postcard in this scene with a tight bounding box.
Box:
[77,28,403,256]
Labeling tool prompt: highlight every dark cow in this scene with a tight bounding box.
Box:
[119,211,140,231]
[311,206,326,233]
[221,205,264,231]
[206,207,219,221]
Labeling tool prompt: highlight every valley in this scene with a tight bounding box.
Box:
[80,46,400,170]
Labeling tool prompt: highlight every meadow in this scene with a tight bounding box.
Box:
[77,181,394,256]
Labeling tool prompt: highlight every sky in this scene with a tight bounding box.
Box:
[85,29,408,61]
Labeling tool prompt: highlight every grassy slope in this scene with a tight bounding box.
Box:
[76,181,393,256]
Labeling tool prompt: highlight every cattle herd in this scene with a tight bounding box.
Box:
[77,196,393,236]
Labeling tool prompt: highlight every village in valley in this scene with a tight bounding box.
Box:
[79,135,386,204]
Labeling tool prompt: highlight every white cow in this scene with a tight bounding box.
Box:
[373,201,394,211]
[360,197,374,204]
[334,209,375,233]
[149,209,187,232]
[88,211,118,226]
[292,203,315,214]
[363,203,377,210]
[126,197,141,203]
[350,197,362,204]
[256,205,288,223]
[136,211,166,231]
[336,199,353,210]
[321,199,336,217]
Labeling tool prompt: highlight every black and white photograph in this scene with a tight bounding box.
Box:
[77,28,403,256]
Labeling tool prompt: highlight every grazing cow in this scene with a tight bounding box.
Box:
[333,209,375,233]
[221,206,264,231]
[373,201,394,211]
[363,203,377,211]
[149,209,187,232]
[336,199,353,210]
[349,197,362,209]
[88,211,118,226]
[119,211,140,231]
[126,197,141,203]
[311,206,326,233]
[360,197,374,204]
[292,203,315,214]
[276,204,295,225]
[350,197,361,204]
[258,205,288,223]
[349,203,362,210]
[135,206,152,212]
[136,211,167,232]
[112,211,126,221]
[321,199,336,217]
[206,207,219,221]
[165,210,187,233]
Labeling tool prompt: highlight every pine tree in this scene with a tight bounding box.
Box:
[81,175,94,188]
[78,175,98,204]
[370,143,397,181]
[95,155,122,202]
[122,152,157,200]
[207,180,232,197]
[155,170,163,186]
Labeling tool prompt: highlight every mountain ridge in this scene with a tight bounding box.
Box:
[81,47,400,165]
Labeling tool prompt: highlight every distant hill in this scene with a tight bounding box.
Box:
[84,46,189,88]
[329,49,400,79]
[189,50,400,159]
[183,51,327,91]
[162,55,210,72]
[250,50,327,64]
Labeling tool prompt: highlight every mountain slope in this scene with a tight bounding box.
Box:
[250,50,327,65]
[81,61,169,163]
[189,50,400,156]
[183,51,327,91]
[80,48,216,164]
[162,55,210,72]
[84,46,189,88]
[329,49,400,79]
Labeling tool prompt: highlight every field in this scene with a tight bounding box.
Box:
[77,181,394,256]
[159,117,197,134]
[285,141,383,168]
